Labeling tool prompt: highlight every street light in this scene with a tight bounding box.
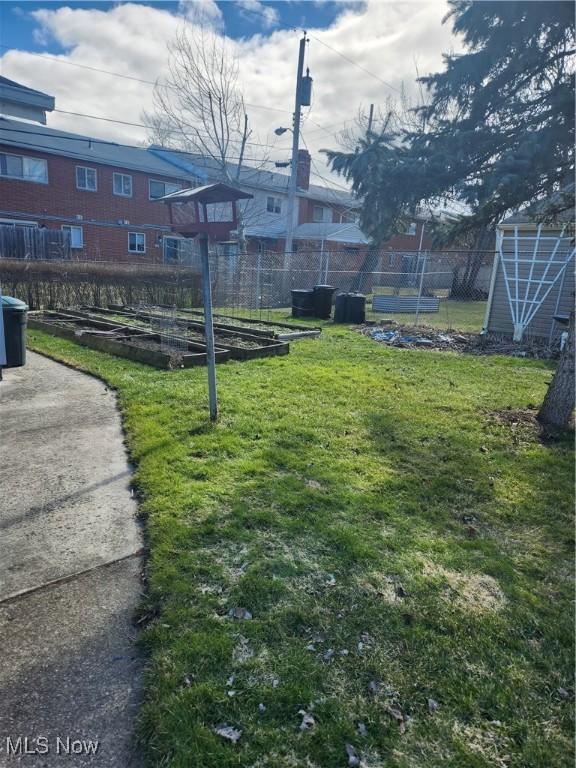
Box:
[274,126,290,136]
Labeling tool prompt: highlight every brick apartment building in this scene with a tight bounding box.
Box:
[0,77,431,266]
[0,115,202,263]
[152,146,431,260]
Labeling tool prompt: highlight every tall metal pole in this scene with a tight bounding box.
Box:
[284,32,307,259]
[367,103,374,134]
[414,250,428,327]
[199,233,218,421]
[0,280,6,381]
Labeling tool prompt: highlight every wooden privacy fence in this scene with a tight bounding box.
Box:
[0,259,202,310]
[0,225,71,260]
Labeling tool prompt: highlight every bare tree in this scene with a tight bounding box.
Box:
[145,25,267,252]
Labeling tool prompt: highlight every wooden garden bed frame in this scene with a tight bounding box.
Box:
[28,311,230,369]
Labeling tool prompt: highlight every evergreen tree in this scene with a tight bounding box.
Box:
[326,1,575,429]
[325,0,575,244]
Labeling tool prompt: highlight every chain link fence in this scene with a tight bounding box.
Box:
[208,247,494,334]
[1,234,496,336]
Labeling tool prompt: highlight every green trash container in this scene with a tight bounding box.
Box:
[1,296,28,368]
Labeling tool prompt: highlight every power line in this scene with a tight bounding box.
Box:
[0,126,284,167]
[307,33,402,95]
[52,108,290,152]
[0,45,292,115]
[301,132,354,195]
[303,116,353,139]
[1,46,368,144]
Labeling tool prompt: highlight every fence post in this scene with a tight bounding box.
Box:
[256,248,262,312]
[199,235,218,422]
[0,280,6,371]
[414,250,428,327]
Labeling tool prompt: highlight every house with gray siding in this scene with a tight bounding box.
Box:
[484,209,574,343]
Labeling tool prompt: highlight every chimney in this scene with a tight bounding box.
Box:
[296,149,311,191]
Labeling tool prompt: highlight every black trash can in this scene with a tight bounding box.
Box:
[346,293,366,324]
[1,296,28,368]
[333,292,366,324]
[313,285,336,319]
[334,292,349,323]
[291,289,315,318]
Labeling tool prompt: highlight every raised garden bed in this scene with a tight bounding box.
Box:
[117,305,322,341]
[28,311,230,369]
[79,306,290,360]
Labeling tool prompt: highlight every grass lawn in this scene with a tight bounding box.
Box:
[364,299,488,333]
[253,300,488,334]
[28,324,574,768]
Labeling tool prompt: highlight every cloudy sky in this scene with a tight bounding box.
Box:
[0,0,461,187]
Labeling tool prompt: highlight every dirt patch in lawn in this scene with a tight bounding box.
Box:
[358,322,559,358]
[489,407,540,428]
[485,407,568,445]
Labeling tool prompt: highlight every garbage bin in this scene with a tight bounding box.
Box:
[313,285,336,319]
[333,292,366,324]
[1,296,28,368]
[334,292,349,323]
[291,289,315,318]
[346,293,366,324]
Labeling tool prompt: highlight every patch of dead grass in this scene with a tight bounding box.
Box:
[422,561,506,614]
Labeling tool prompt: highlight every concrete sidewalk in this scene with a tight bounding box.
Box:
[0,352,143,767]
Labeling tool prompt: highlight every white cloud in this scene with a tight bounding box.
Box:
[0,1,461,185]
[235,0,280,30]
[178,0,224,29]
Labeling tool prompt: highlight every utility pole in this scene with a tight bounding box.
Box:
[284,31,307,260]
[367,103,374,134]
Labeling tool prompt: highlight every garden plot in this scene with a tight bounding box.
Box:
[27,311,229,369]
[75,306,290,360]
[148,306,322,341]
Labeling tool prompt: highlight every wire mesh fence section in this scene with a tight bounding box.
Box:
[144,287,189,354]
[204,247,496,333]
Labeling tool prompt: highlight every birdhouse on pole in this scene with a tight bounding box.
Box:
[157,183,253,422]
[159,182,253,241]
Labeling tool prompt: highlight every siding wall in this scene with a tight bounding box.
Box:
[486,226,575,340]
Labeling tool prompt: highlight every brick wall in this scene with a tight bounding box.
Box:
[0,145,190,263]
[298,197,353,224]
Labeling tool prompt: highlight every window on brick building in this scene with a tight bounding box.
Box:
[266,196,282,214]
[404,221,417,236]
[149,180,181,200]
[61,225,83,249]
[313,205,331,223]
[76,166,97,191]
[340,211,359,224]
[113,173,133,197]
[0,153,48,183]
[128,232,146,253]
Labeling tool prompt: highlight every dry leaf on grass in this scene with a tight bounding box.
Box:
[228,607,253,620]
[298,711,316,731]
[345,743,361,767]
[385,705,407,734]
[214,724,242,744]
